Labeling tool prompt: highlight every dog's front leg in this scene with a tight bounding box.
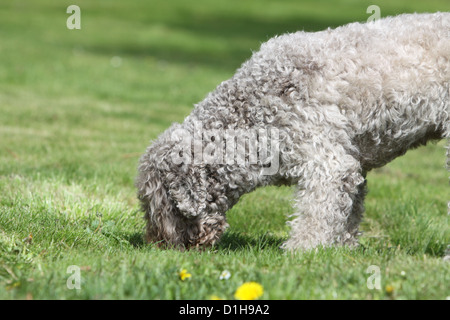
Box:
[282,140,366,251]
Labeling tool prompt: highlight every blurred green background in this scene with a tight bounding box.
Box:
[0,0,448,299]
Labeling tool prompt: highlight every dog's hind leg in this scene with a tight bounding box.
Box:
[447,137,450,215]
[346,175,368,243]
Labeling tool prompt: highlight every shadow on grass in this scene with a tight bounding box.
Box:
[117,230,285,252]
[121,231,146,248]
[118,230,447,257]
[217,231,285,252]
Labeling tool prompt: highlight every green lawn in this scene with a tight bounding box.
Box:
[0,0,449,300]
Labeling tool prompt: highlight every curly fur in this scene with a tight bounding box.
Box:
[136,13,449,250]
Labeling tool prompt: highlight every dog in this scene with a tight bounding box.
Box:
[136,12,449,250]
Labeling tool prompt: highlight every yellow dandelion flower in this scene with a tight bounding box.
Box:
[385,285,394,295]
[234,282,264,300]
[179,269,191,281]
[210,295,223,300]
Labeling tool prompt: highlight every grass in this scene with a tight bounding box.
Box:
[0,0,449,300]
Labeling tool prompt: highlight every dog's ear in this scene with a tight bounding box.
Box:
[167,165,209,218]
[161,122,230,219]
[167,163,230,219]
[156,124,207,218]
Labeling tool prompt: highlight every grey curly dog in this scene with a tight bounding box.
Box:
[136,13,449,250]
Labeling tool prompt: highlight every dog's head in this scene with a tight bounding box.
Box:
[136,123,229,249]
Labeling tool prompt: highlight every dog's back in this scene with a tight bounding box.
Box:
[230,12,450,170]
